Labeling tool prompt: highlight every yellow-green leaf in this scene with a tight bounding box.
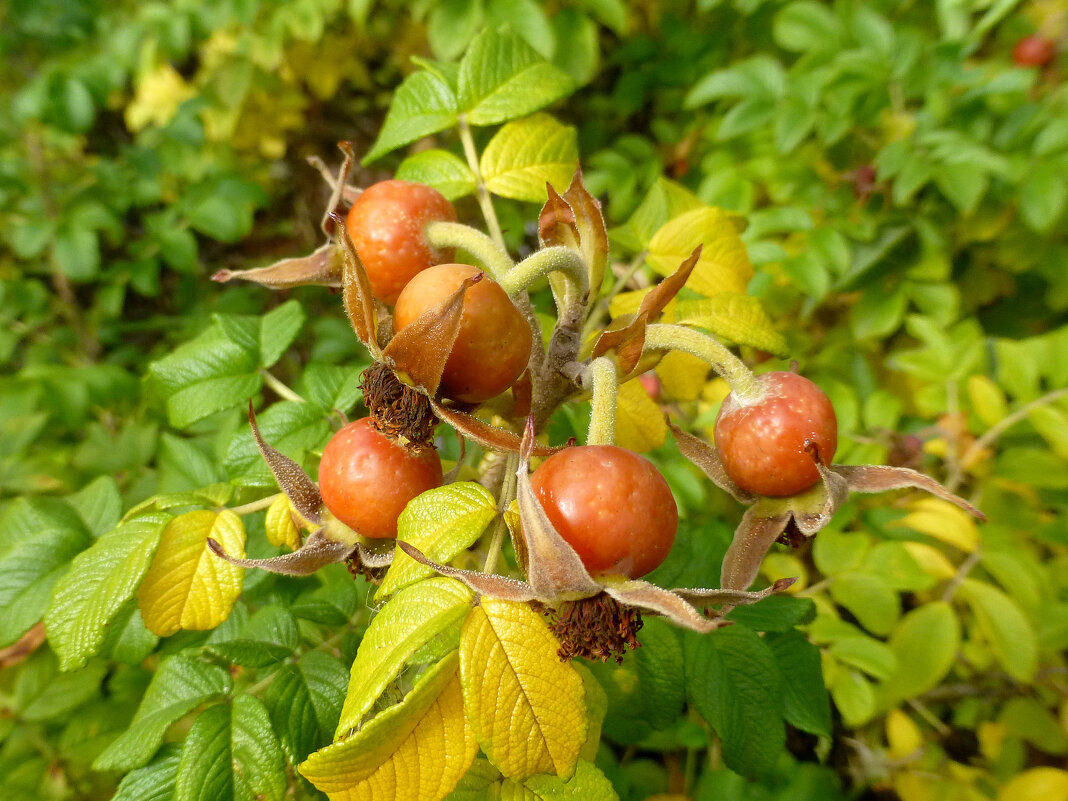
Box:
[958,579,1037,682]
[336,578,473,737]
[998,768,1068,801]
[481,114,578,202]
[901,542,956,580]
[137,510,245,636]
[301,652,477,801]
[878,601,959,709]
[967,374,1008,428]
[893,497,979,553]
[885,709,923,760]
[265,494,302,551]
[1028,404,1068,460]
[460,597,587,779]
[380,483,497,598]
[615,378,666,453]
[500,759,620,800]
[673,294,786,354]
[646,207,753,298]
[655,350,708,401]
[574,664,607,763]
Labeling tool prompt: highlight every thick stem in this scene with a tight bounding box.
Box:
[424,221,513,281]
[499,246,589,302]
[583,357,618,446]
[643,324,763,405]
[458,115,506,251]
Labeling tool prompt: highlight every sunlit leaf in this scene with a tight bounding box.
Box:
[878,601,959,709]
[614,378,666,453]
[958,579,1037,682]
[481,114,578,202]
[646,207,753,298]
[673,294,786,354]
[893,497,979,552]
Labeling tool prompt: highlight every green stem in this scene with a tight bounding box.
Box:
[259,369,305,404]
[458,114,506,251]
[483,453,518,575]
[498,246,589,301]
[228,493,281,516]
[584,357,618,446]
[643,324,762,405]
[424,221,514,281]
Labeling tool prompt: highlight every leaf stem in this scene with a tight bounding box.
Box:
[643,324,762,404]
[458,114,506,251]
[259,369,305,404]
[228,493,281,516]
[498,246,589,301]
[584,357,618,446]
[424,220,514,281]
[483,452,519,575]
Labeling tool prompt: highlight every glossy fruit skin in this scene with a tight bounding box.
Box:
[530,445,678,579]
[714,371,838,497]
[1012,35,1056,67]
[318,418,443,538]
[393,263,533,403]
[345,180,457,305]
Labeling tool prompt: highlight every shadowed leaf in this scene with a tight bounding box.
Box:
[248,404,322,526]
[211,244,342,289]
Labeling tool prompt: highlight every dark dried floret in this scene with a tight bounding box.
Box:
[361,361,438,446]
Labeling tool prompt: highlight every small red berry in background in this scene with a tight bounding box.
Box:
[393,263,533,404]
[345,179,457,305]
[1013,35,1056,67]
[714,371,838,497]
[531,445,678,578]
[852,164,878,201]
[318,418,443,538]
[639,371,661,401]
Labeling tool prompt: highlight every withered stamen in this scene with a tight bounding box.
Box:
[360,362,438,446]
[541,593,644,664]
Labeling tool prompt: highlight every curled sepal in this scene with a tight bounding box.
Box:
[673,577,797,608]
[211,243,342,289]
[833,464,986,521]
[539,183,579,250]
[208,527,352,576]
[430,400,563,457]
[383,273,482,396]
[332,212,379,357]
[306,153,361,209]
[669,421,754,503]
[591,313,648,378]
[600,578,729,634]
[352,541,394,570]
[517,418,603,599]
[319,142,357,235]
[562,171,608,298]
[396,542,541,602]
[248,403,323,526]
[720,507,790,592]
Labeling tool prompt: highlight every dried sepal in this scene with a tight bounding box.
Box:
[208,527,351,576]
[352,541,394,570]
[306,154,361,208]
[562,170,609,298]
[383,274,481,396]
[720,507,791,592]
[248,403,323,526]
[362,362,438,446]
[638,245,701,320]
[601,578,728,634]
[332,212,379,356]
[396,541,540,602]
[211,243,343,289]
[320,142,357,235]
[538,183,579,250]
[833,464,986,521]
[673,577,797,607]
[430,401,562,457]
[669,421,754,503]
[592,313,648,377]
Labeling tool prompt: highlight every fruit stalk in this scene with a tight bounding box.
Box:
[424,221,514,281]
[498,246,589,302]
[583,357,618,446]
[643,324,763,405]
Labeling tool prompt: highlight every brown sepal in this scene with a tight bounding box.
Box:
[306,154,362,208]
[592,312,649,377]
[638,245,701,320]
[382,274,481,396]
[538,183,579,249]
[332,212,379,355]
[211,243,343,289]
[673,577,798,607]
[248,403,323,526]
[430,401,563,457]
[511,369,533,419]
[562,170,609,297]
[833,464,986,521]
[669,421,755,503]
[208,527,350,576]
[396,541,541,602]
[602,579,730,634]
[719,507,790,592]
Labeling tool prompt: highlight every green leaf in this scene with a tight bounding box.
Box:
[183,178,265,243]
[94,655,233,771]
[396,149,477,201]
[851,282,907,340]
[458,27,575,126]
[686,57,785,107]
[53,223,100,281]
[380,482,497,597]
[206,606,300,667]
[428,0,485,61]
[551,9,600,85]
[158,434,225,491]
[111,746,181,801]
[290,565,364,625]
[0,498,92,648]
[685,627,785,778]
[1019,169,1068,232]
[487,0,555,58]
[725,594,814,632]
[827,636,898,680]
[44,513,168,671]
[363,70,459,163]
[224,401,330,483]
[146,323,261,429]
[935,162,988,213]
[774,1,842,52]
[958,579,1037,682]
[300,363,364,413]
[828,572,900,636]
[174,696,285,801]
[830,668,876,727]
[259,301,305,367]
[336,577,473,736]
[999,697,1068,755]
[766,630,831,737]
[15,650,107,722]
[812,526,869,576]
[877,601,959,709]
[481,113,578,202]
[101,603,160,665]
[502,759,620,800]
[67,475,123,537]
[264,651,349,763]
[614,176,703,250]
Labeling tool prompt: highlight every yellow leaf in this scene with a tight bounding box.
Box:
[615,379,666,453]
[137,510,245,636]
[125,64,195,132]
[978,721,1007,762]
[901,542,957,580]
[655,350,708,401]
[998,768,1068,801]
[608,289,647,319]
[647,207,753,298]
[301,652,477,801]
[673,294,786,354]
[893,498,979,553]
[460,597,587,779]
[886,709,923,760]
[967,375,1008,428]
[481,114,579,202]
[265,494,302,551]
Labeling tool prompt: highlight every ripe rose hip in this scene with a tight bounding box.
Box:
[393,263,532,403]
[714,371,838,497]
[345,179,456,304]
[1012,35,1056,67]
[530,445,678,578]
[318,418,443,538]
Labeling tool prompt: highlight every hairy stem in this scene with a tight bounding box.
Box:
[498,246,589,301]
[643,324,762,404]
[228,493,282,516]
[424,221,514,280]
[458,115,506,251]
[584,357,618,446]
